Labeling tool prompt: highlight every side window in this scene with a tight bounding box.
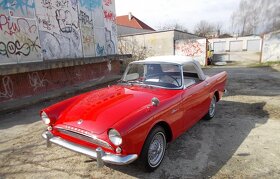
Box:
[124,64,144,81]
[161,64,180,72]
[183,64,199,87]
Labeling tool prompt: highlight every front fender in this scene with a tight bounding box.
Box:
[113,95,181,156]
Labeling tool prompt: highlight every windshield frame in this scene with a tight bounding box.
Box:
[121,62,184,90]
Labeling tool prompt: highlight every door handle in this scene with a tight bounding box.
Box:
[171,109,178,114]
[204,82,210,87]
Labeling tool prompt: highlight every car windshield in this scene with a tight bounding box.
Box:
[121,63,183,89]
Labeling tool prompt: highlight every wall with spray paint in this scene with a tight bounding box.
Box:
[0,0,41,64]
[0,0,118,64]
[261,30,280,62]
[0,58,121,103]
[175,39,207,66]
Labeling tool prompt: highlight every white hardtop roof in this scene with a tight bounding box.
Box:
[132,55,196,65]
[131,55,206,80]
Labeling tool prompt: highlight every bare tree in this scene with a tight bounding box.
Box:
[238,0,250,36]
[194,20,215,37]
[231,0,280,35]
[214,22,223,36]
[118,36,153,69]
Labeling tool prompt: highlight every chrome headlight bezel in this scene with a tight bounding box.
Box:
[108,129,122,146]
[41,111,51,125]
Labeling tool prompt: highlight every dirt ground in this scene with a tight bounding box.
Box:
[0,62,280,179]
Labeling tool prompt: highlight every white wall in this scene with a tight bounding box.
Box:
[118,31,175,56]
[261,30,280,62]
[209,36,262,53]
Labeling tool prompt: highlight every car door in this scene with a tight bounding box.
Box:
[181,83,204,130]
[180,65,211,131]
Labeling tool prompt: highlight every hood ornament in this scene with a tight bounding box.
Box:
[77,119,83,125]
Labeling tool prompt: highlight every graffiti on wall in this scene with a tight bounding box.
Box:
[0,37,40,58]
[36,0,82,59]
[0,76,13,98]
[78,0,96,57]
[101,0,117,55]
[175,39,207,66]
[0,0,41,64]
[0,14,37,35]
[0,0,117,64]
[262,31,280,62]
[28,72,49,91]
[175,40,203,56]
[80,0,101,11]
[0,0,35,17]
[0,61,118,102]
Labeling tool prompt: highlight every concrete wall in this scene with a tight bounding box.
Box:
[174,31,199,40]
[119,31,174,56]
[118,30,200,58]
[261,30,280,62]
[117,25,154,36]
[0,0,118,64]
[175,38,207,66]
[209,36,262,53]
[0,56,124,103]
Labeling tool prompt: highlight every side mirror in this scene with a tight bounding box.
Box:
[151,97,160,106]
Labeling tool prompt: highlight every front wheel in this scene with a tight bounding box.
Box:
[138,126,166,172]
[204,95,217,120]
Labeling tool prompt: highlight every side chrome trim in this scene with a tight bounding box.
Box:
[42,131,138,166]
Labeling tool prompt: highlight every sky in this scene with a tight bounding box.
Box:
[115,0,241,33]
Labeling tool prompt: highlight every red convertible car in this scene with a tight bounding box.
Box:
[41,56,227,171]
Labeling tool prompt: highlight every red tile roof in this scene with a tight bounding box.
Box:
[116,15,155,31]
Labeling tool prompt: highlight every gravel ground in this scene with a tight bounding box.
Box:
[0,63,280,179]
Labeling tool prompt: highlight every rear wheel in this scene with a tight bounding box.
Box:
[139,126,166,172]
[204,95,217,120]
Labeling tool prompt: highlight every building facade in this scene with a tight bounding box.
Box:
[118,30,207,65]
[116,13,155,36]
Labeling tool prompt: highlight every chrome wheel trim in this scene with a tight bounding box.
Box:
[209,96,216,117]
[148,132,166,167]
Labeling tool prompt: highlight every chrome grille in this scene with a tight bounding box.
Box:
[56,127,113,150]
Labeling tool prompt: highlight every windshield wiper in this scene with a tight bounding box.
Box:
[118,79,131,85]
[128,80,143,84]
[119,79,141,85]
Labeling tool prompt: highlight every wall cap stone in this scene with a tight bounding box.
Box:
[0,54,132,75]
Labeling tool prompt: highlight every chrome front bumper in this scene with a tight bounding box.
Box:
[42,131,138,167]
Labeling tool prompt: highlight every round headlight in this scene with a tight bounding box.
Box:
[41,111,50,125]
[108,129,122,146]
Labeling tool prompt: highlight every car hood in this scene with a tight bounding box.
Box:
[54,85,180,134]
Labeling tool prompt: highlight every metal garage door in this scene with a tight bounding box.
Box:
[247,39,261,51]
[230,40,243,51]
[213,42,226,52]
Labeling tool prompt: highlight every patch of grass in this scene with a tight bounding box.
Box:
[249,61,280,68]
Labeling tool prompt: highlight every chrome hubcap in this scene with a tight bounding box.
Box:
[148,132,166,167]
[209,96,216,117]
